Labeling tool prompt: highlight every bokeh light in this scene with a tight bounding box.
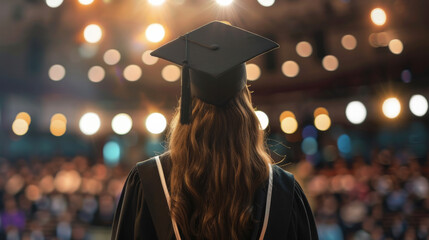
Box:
[49,64,66,81]
[401,69,412,83]
[25,185,41,201]
[257,0,275,7]
[79,112,101,135]
[50,114,67,137]
[255,110,269,130]
[246,63,261,81]
[281,117,298,134]
[54,170,81,193]
[162,65,181,82]
[12,119,29,136]
[337,134,351,154]
[341,35,357,50]
[112,113,133,135]
[296,41,312,57]
[16,112,31,125]
[142,50,159,65]
[46,0,63,8]
[88,66,105,83]
[282,61,299,78]
[371,8,387,26]
[145,24,165,43]
[301,137,318,155]
[145,113,167,134]
[216,0,233,6]
[314,107,329,118]
[279,110,295,122]
[78,0,94,5]
[314,114,331,131]
[148,0,165,6]
[123,65,142,81]
[388,39,403,55]
[345,101,367,124]
[103,141,121,166]
[382,97,401,119]
[322,55,339,71]
[83,24,102,44]
[5,175,24,195]
[103,49,121,65]
[409,94,428,117]
[302,125,318,139]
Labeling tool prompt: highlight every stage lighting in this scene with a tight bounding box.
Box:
[12,119,29,136]
[49,64,66,81]
[281,61,299,78]
[345,101,367,124]
[162,65,181,82]
[382,97,401,119]
[257,0,275,7]
[145,113,167,134]
[246,64,261,81]
[255,110,269,130]
[79,0,94,5]
[296,41,312,57]
[409,95,428,117]
[322,55,339,71]
[142,50,159,65]
[388,39,403,55]
[104,49,121,65]
[216,0,233,6]
[46,0,63,8]
[84,24,102,43]
[341,35,357,50]
[79,112,101,135]
[281,117,298,134]
[16,112,31,125]
[88,66,105,83]
[112,113,133,135]
[145,24,165,43]
[123,65,142,81]
[371,8,387,26]
[148,0,165,6]
[314,114,331,131]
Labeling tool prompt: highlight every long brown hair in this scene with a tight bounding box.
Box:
[168,86,272,240]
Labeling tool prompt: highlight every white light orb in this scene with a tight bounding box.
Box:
[123,65,142,81]
[388,39,403,55]
[88,66,105,83]
[257,0,275,7]
[296,41,312,57]
[148,0,165,6]
[409,94,428,117]
[281,117,298,134]
[341,35,357,50]
[79,0,94,5]
[382,97,401,119]
[79,112,101,135]
[103,49,121,65]
[281,61,299,78]
[145,113,167,134]
[314,114,331,131]
[145,24,165,43]
[12,119,29,136]
[345,101,367,124]
[49,64,66,81]
[322,55,339,71]
[246,63,261,81]
[162,65,181,82]
[255,110,269,130]
[46,0,63,8]
[142,50,159,65]
[112,113,133,135]
[216,0,233,6]
[371,8,387,26]
[83,24,102,44]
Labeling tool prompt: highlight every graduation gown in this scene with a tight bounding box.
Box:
[111,153,318,240]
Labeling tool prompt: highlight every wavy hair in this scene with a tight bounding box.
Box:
[168,86,272,240]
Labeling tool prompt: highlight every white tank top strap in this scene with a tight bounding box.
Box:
[155,156,273,240]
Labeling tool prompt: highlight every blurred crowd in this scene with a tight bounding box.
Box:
[0,148,428,240]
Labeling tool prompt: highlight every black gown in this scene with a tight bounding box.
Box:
[111,153,318,240]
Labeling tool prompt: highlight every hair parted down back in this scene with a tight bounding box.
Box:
[168,86,273,240]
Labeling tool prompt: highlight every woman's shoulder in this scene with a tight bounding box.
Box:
[272,164,295,186]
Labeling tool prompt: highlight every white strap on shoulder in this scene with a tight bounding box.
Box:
[155,156,182,240]
[259,164,273,240]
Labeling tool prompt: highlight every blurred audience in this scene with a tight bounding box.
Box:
[0,148,428,240]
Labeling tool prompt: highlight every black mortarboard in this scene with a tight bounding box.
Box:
[151,21,279,124]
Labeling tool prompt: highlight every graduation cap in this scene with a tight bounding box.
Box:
[151,21,279,124]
